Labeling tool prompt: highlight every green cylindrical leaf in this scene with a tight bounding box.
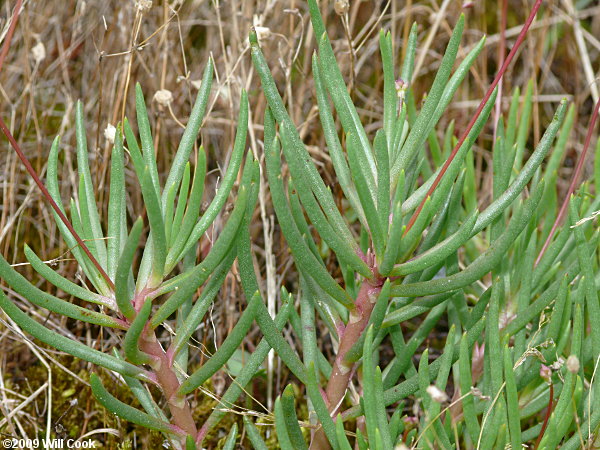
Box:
[222,423,238,450]
[152,182,250,327]
[0,291,150,381]
[473,100,567,235]
[0,252,124,329]
[162,58,214,209]
[167,91,249,270]
[312,53,364,224]
[391,181,544,298]
[115,217,143,320]
[167,147,207,266]
[262,110,352,307]
[124,299,154,365]
[392,15,465,182]
[75,101,107,270]
[135,83,161,200]
[170,162,191,247]
[107,125,125,281]
[243,416,269,450]
[139,166,167,284]
[274,396,294,449]
[24,244,114,309]
[90,373,177,435]
[280,385,308,450]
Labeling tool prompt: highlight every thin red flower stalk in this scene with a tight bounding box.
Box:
[0,0,114,290]
[533,381,554,450]
[535,94,600,266]
[0,119,115,290]
[403,0,544,236]
[0,0,22,74]
[493,0,509,141]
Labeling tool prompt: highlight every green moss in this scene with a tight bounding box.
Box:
[1,344,228,448]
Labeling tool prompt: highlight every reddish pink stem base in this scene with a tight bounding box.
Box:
[311,279,383,449]
[140,332,197,439]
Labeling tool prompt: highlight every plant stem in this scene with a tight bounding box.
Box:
[535,94,600,266]
[0,0,22,75]
[140,332,197,438]
[311,278,383,449]
[533,382,554,450]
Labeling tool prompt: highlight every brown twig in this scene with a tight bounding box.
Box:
[404,0,544,236]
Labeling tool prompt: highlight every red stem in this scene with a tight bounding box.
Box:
[533,382,554,450]
[535,94,600,266]
[140,331,198,438]
[404,0,544,236]
[493,0,508,141]
[311,279,384,449]
[0,118,115,290]
[0,0,22,75]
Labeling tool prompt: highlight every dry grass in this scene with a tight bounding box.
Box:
[0,0,598,448]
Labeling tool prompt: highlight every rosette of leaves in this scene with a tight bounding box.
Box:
[0,58,275,450]
[246,1,599,449]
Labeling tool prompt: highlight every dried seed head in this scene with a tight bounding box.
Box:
[32,42,46,64]
[334,0,349,15]
[550,356,564,371]
[254,26,271,41]
[153,89,173,106]
[136,0,152,12]
[566,355,580,373]
[471,387,489,400]
[104,124,116,144]
[426,385,449,403]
